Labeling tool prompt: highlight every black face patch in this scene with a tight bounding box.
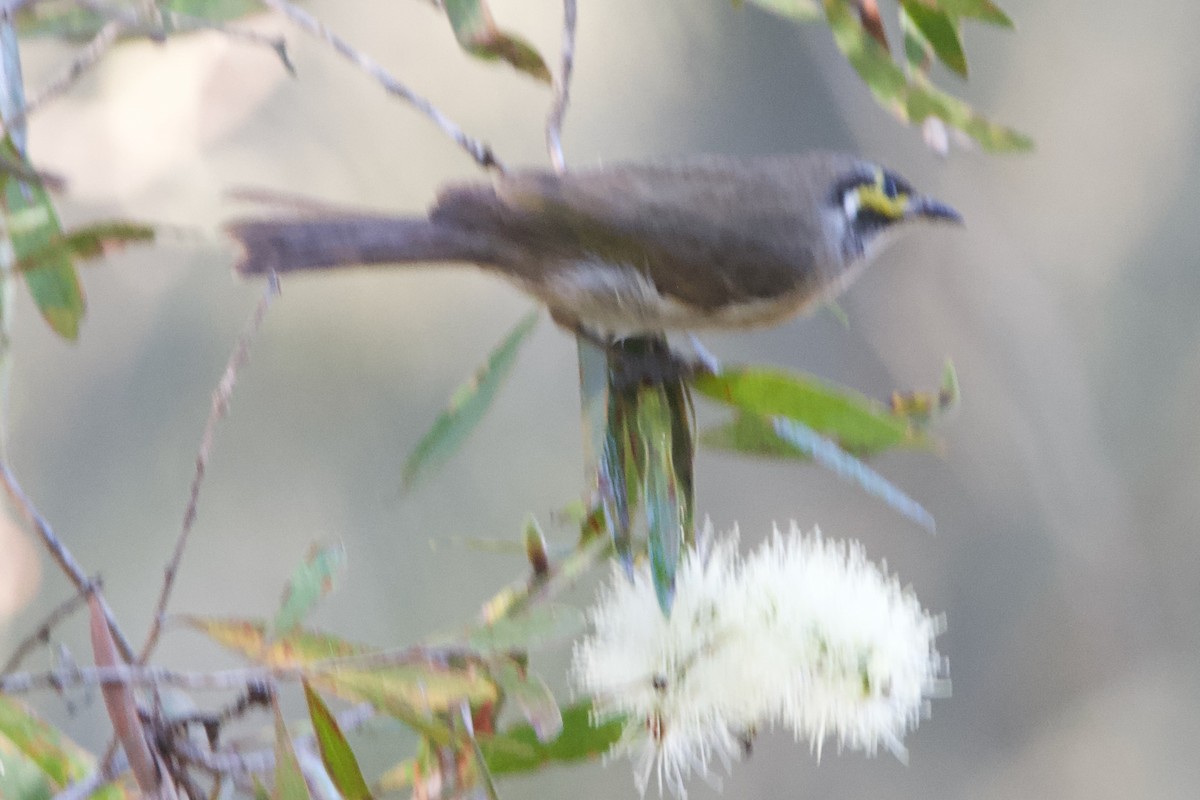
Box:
[828,169,879,208]
[880,170,913,201]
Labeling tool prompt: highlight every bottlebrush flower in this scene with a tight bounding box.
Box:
[571,523,944,797]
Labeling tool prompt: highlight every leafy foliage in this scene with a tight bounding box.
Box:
[403,311,540,488]
[742,0,1031,152]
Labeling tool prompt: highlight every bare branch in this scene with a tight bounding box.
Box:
[2,577,99,673]
[175,703,376,778]
[15,3,293,133]
[139,276,280,664]
[22,19,121,118]
[0,461,136,662]
[546,0,578,173]
[259,0,503,172]
[0,642,483,695]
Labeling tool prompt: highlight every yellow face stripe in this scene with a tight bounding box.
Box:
[852,169,911,220]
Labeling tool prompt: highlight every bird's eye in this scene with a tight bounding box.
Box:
[880,171,911,200]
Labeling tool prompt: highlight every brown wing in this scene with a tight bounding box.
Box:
[431,154,868,311]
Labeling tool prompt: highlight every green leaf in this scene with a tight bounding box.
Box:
[403,310,539,488]
[273,700,312,800]
[702,411,816,458]
[693,367,925,456]
[12,221,156,273]
[166,0,267,21]
[479,701,623,775]
[739,0,821,20]
[0,137,85,339]
[0,736,55,800]
[637,386,682,615]
[823,0,1031,151]
[900,5,933,76]
[16,0,267,39]
[184,616,498,738]
[600,377,641,573]
[442,0,551,84]
[772,417,935,532]
[272,543,347,638]
[0,695,125,799]
[461,603,587,654]
[663,377,696,549]
[907,77,1033,151]
[380,700,620,794]
[936,0,1013,27]
[900,1,967,77]
[493,662,562,744]
[303,682,372,800]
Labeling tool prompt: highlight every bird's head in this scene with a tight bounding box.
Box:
[826,162,962,265]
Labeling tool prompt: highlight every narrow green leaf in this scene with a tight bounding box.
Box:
[184,616,498,733]
[379,701,622,790]
[0,695,124,799]
[772,417,935,532]
[900,1,967,77]
[273,700,312,800]
[166,0,267,21]
[937,0,1013,28]
[17,0,268,40]
[900,6,933,76]
[465,714,501,800]
[0,137,85,339]
[478,701,623,775]
[272,543,347,638]
[494,661,563,744]
[523,515,550,577]
[906,78,1033,151]
[740,0,821,20]
[303,682,372,800]
[442,0,551,83]
[403,310,539,488]
[600,379,639,573]
[462,603,587,653]
[702,411,815,458]
[823,0,1031,151]
[693,367,925,455]
[638,386,682,615]
[0,736,55,800]
[663,377,696,549]
[13,221,155,272]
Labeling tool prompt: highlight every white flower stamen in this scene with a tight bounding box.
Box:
[571,522,944,796]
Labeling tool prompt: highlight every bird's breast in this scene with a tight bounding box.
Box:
[504,255,815,335]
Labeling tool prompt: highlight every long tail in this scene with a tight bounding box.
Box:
[226,215,501,276]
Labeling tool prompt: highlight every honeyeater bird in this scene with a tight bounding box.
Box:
[227,152,960,339]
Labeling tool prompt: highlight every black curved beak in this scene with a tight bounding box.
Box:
[908,195,963,224]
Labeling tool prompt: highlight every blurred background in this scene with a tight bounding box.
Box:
[3,0,1199,797]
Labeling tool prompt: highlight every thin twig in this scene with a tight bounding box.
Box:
[546,0,577,173]
[175,703,376,777]
[21,19,121,118]
[0,461,136,662]
[14,3,293,134]
[0,150,67,192]
[138,276,280,664]
[2,577,99,674]
[0,642,483,695]
[259,0,503,172]
[164,11,296,75]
